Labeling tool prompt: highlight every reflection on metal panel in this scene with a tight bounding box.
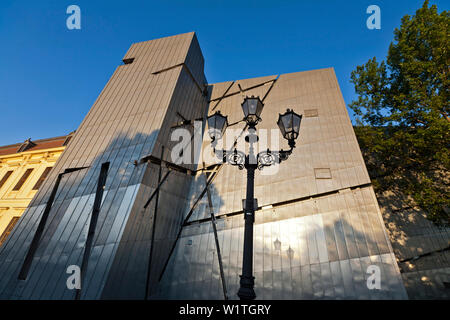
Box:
[159,189,407,299]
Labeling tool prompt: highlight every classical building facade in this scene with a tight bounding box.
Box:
[0,32,410,300]
[0,135,70,246]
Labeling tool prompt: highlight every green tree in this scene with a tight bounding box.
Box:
[350,1,449,224]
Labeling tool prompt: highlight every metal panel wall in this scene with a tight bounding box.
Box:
[156,68,407,300]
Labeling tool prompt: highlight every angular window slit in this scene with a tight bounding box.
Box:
[122,58,135,65]
[75,162,109,300]
[18,166,89,280]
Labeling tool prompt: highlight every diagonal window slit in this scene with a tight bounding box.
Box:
[18,166,89,280]
[75,162,110,300]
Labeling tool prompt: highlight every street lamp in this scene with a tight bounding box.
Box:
[207,96,302,300]
[207,110,228,142]
[277,108,302,148]
[241,96,264,127]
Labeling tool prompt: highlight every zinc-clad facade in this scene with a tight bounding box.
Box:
[0,32,407,299]
[155,70,407,299]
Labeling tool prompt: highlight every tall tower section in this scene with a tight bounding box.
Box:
[0,32,207,299]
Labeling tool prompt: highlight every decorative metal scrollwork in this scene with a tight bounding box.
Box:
[214,148,293,171]
[257,150,278,169]
[216,149,246,170]
[257,149,292,170]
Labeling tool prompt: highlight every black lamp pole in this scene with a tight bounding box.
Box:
[238,129,258,300]
[207,97,302,300]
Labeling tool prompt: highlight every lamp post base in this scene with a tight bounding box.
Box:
[237,275,256,300]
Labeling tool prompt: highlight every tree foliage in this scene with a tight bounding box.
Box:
[350,1,449,224]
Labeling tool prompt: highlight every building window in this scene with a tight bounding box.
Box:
[63,132,75,146]
[122,57,135,64]
[0,216,20,247]
[0,171,13,190]
[17,138,36,153]
[32,167,52,190]
[12,168,33,191]
[62,136,72,146]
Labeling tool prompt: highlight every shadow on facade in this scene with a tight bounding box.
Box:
[93,130,226,299]
[3,129,413,300]
[376,189,450,299]
[0,129,227,300]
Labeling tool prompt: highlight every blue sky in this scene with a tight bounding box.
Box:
[0,0,447,146]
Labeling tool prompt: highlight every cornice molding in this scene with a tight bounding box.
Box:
[0,146,65,161]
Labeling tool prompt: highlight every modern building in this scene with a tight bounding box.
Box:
[0,135,71,247]
[0,32,411,299]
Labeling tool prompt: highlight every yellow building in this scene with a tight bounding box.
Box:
[0,134,72,246]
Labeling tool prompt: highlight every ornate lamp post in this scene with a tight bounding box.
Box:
[207,96,302,300]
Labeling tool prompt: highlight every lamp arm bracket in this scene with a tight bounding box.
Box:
[256,147,294,170]
[227,119,245,127]
[213,148,246,170]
